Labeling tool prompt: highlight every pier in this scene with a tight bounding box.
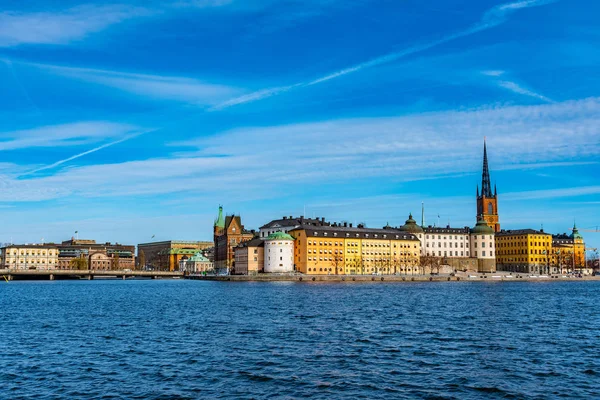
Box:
[0,269,184,281]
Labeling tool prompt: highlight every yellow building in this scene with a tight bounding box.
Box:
[289,224,420,275]
[552,224,586,273]
[496,229,553,273]
[0,244,59,270]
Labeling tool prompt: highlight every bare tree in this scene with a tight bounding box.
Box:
[138,249,146,271]
[330,254,345,275]
[69,257,88,270]
[111,252,120,271]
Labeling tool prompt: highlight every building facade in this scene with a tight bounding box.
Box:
[57,238,135,270]
[178,252,213,274]
[264,232,295,273]
[289,222,420,275]
[213,206,254,272]
[234,237,264,275]
[552,224,586,271]
[398,214,496,273]
[1,244,59,270]
[496,229,553,273]
[137,240,213,271]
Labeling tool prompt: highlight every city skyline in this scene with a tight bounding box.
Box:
[0,0,598,250]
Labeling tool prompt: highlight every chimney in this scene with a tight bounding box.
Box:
[349,223,353,228]
[321,217,325,222]
[289,216,292,219]
[344,222,348,227]
[283,216,287,220]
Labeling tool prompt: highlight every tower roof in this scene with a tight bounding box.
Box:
[399,213,424,234]
[214,205,225,228]
[266,232,294,241]
[571,223,584,240]
[471,219,495,234]
[481,139,493,197]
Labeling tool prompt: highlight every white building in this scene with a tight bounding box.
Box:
[469,219,496,272]
[398,214,496,272]
[0,244,59,270]
[264,232,295,273]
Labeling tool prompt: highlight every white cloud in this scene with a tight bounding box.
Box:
[0,121,141,151]
[30,63,241,105]
[504,186,600,201]
[0,5,152,47]
[2,97,598,203]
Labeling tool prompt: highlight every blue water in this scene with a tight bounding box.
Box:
[1,280,599,399]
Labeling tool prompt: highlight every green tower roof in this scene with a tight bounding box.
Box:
[214,205,225,228]
[471,219,495,234]
[399,213,424,234]
[571,223,583,240]
[266,232,294,241]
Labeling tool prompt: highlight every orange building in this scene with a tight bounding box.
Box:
[289,223,420,275]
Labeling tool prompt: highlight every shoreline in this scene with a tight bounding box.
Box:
[187,273,600,283]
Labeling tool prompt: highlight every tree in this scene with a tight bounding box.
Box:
[390,256,401,275]
[69,257,88,270]
[419,254,441,275]
[330,254,345,275]
[138,249,146,271]
[111,252,120,271]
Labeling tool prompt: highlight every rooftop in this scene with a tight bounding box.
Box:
[290,224,419,241]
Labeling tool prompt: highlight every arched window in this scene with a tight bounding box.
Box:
[488,203,494,215]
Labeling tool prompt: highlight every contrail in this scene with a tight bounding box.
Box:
[212,0,556,108]
[24,0,556,172]
[20,131,151,176]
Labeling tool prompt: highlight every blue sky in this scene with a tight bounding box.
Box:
[0,0,599,252]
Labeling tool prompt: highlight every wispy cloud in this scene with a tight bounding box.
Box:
[498,80,553,102]
[211,0,556,110]
[0,122,140,151]
[504,186,600,201]
[0,5,152,47]
[28,63,240,105]
[3,97,597,203]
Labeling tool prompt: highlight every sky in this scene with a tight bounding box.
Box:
[0,0,598,253]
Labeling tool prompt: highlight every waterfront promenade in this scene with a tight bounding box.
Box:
[0,268,183,281]
[188,271,600,283]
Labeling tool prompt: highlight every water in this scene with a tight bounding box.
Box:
[1,280,599,399]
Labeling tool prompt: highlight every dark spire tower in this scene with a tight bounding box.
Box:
[476,139,500,232]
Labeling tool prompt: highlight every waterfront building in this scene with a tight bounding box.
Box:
[477,140,500,232]
[57,238,135,270]
[496,229,553,273]
[178,252,213,274]
[264,232,295,273]
[0,244,59,270]
[259,216,324,239]
[234,237,264,275]
[289,222,420,275]
[213,206,254,273]
[469,220,496,273]
[552,224,587,272]
[137,240,213,271]
[398,214,496,273]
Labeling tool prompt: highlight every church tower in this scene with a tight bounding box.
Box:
[476,140,500,232]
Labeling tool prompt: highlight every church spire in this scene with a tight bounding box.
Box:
[481,139,492,197]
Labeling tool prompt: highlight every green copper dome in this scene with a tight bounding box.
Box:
[189,252,209,262]
[571,224,583,240]
[471,219,495,234]
[399,213,424,234]
[266,231,294,241]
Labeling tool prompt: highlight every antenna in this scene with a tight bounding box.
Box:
[421,202,425,228]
